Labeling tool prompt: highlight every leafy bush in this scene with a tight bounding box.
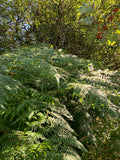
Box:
[0,44,120,159]
[77,0,120,66]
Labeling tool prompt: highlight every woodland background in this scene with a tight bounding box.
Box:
[1,0,120,67]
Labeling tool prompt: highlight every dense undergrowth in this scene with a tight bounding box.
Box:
[0,44,120,160]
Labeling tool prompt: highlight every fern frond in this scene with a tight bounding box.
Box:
[0,43,119,159]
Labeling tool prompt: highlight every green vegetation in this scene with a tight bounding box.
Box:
[1,0,120,67]
[0,0,120,159]
[0,44,120,159]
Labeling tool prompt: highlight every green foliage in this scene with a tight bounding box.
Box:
[0,44,120,159]
[0,0,82,53]
[77,0,120,66]
[1,0,120,69]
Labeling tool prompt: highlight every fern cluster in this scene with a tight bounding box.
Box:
[0,44,119,159]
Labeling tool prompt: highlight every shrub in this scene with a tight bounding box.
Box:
[0,44,119,159]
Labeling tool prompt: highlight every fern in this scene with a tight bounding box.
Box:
[0,44,119,159]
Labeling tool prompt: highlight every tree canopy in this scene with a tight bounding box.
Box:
[1,0,120,67]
